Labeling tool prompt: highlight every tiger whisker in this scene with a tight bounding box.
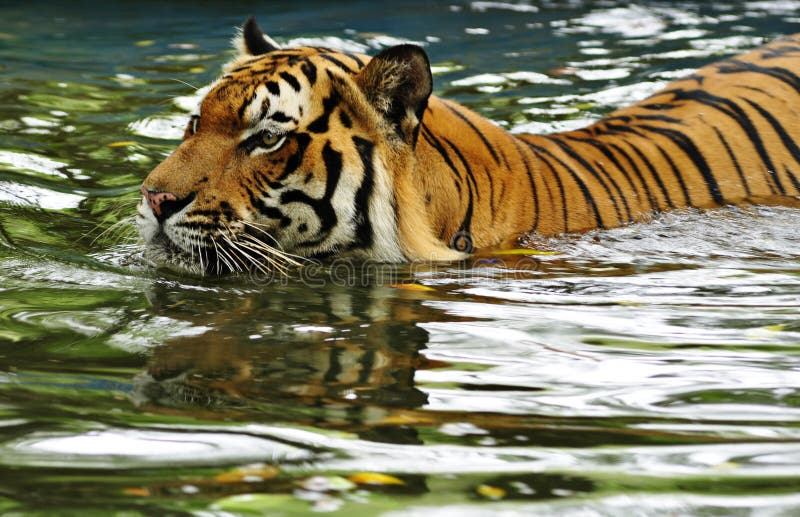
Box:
[235,233,298,273]
[219,222,294,270]
[237,232,302,268]
[213,237,242,274]
[220,242,247,274]
[236,223,306,265]
[88,215,138,247]
[169,78,199,90]
[236,240,292,275]
[219,230,279,275]
[210,239,227,273]
[197,238,206,274]
[239,220,283,244]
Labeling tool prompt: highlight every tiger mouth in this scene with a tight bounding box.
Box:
[142,228,302,277]
[141,233,207,276]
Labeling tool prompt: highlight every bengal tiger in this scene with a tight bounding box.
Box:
[137,17,800,274]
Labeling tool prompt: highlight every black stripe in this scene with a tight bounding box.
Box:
[265,81,281,96]
[319,53,354,73]
[237,89,255,120]
[485,164,496,218]
[624,141,676,209]
[277,133,311,181]
[652,142,692,206]
[637,123,725,205]
[339,110,352,129]
[740,85,777,100]
[605,113,684,125]
[270,111,296,123]
[351,136,375,249]
[759,40,800,59]
[245,186,284,220]
[279,71,301,92]
[709,124,751,197]
[550,136,624,223]
[786,167,800,193]
[565,134,636,220]
[443,137,478,241]
[420,125,462,194]
[442,101,501,165]
[667,87,785,195]
[743,97,800,190]
[511,137,540,231]
[282,141,342,246]
[300,60,318,86]
[526,144,569,231]
[266,51,308,60]
[494,137,513,171]
[716,59,800,95]
[176,221,222,232]
[307,90,340,133]
[345,53,365,68]
[526,141,605,229]
[602,121,691,207]
[259,100,271,121]
[605,137,659,211]
[640,103,679,111]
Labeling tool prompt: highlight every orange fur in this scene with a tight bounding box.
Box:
[139,25,800,274]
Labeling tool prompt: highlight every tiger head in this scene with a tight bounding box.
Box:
[137,18,455,274]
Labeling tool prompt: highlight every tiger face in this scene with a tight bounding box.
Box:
[138,18,435,274]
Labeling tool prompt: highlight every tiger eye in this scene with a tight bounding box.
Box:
[262,131,281,147]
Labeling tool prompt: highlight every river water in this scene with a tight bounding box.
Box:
[1,1,800,515]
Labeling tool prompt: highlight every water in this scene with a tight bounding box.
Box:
[1,0,800,514]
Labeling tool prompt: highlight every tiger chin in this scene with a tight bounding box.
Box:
[138,17,800,275]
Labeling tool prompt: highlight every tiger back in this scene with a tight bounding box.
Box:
[137,18,800,274]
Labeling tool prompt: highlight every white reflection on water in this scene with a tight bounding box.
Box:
[0,181,83,210]
[411,206,800,424]
[382,492,800,517]
[0,428,312,468]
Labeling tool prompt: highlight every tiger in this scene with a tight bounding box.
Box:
[137,17,800,274]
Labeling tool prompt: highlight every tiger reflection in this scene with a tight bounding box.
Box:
[130,279,464,427]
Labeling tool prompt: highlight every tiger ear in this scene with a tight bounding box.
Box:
[238,16,280,56]
[356,44,432,145]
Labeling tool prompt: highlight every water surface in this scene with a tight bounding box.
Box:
[1,1,800,515]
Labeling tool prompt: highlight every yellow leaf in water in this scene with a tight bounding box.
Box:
[476,484,506,500]
[135,40,155,47]
[188,66,206,73]
[348,472,405,486]
[712,461,740,471]
[764,324,787,332]
[492,248,559,256]
[122,487,151,497]
[107,141,136,147]
[214,464,280,483]
[379,414,435,426]
[390,283,435,292]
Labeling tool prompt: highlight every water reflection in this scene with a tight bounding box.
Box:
[132,276,466,432]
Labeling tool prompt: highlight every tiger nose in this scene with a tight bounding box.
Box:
[141,185,195,222]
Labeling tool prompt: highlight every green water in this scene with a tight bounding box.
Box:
[2,1,800,515]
